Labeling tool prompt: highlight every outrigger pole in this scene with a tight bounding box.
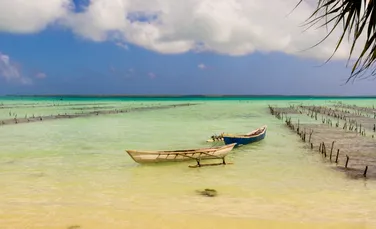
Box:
[179,151,233,168]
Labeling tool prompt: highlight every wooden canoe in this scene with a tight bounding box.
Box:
[206,125,267,143]
[125,143,236,164]
[206,130,256,142]
[222,125,267,146]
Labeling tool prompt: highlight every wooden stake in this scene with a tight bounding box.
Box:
[330,149,333,162]
[335,149,340,164]
[330,141,335,156]
[345,155,349,169]
[363,166,368,178]
[297,119,300,133]
[303,132,306,142]
[309,130,313,143]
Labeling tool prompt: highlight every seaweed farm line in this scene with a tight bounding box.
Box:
[0,102,196,126]
[269,102,376,180]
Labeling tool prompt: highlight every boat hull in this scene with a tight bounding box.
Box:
[223,126,267,146]
[126,143,236,164]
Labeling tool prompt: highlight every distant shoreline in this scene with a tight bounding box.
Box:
[3,94,376,99]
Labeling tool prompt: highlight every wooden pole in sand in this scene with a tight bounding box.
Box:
[330,141,335,161]
[364,166,368,178]
[345,155,350,169]
[319,143,322,153]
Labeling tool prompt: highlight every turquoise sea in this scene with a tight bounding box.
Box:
[1,96,376,229]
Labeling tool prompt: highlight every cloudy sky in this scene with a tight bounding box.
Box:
[0,0,373,95]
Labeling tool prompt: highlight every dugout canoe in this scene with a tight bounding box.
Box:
[126,143,236,164]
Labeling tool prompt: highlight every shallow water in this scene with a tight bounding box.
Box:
[1,97,376,229]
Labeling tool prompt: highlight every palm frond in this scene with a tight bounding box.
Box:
[297,0,376,82]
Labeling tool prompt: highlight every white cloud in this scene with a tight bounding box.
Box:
[0,52,32,85]
[148,72,156,79]
[35,72,47,79]
[0,0,71,33]
[0,0,362,60]
[115,42,129,50]
[198,63,207,70]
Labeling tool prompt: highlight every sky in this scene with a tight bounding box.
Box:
[0,0,374,96]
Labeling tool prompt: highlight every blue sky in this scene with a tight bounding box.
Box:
[0,0,373,95]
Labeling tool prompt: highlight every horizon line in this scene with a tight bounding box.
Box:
[3,94,376,98]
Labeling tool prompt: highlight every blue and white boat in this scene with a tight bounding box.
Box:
[222,125,267,146]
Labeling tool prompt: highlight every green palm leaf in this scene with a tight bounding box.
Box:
[296,0,375,82]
